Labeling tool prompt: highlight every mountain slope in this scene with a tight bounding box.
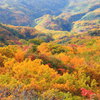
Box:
[0,0,69,26]
[0,24,53,46]
[80,8,100,20]
[0,0,100,26]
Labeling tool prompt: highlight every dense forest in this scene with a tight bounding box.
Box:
[0,0,100,100]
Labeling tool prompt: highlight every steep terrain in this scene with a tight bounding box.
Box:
[0,0,68,26]
[0,24,53,46]
[33,0,100,33]
[0,0,100,26]
[0,0,100,100]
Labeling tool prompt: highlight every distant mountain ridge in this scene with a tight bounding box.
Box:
[0,0,100,26]
[0,0,68,26]
[0,0,100,44]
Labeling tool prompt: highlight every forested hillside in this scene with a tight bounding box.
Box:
[0,0,100,26]
[0,0,100,100]
[0,34,100,100]
[0,0,69,26]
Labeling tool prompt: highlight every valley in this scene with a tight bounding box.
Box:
[0,0,100,100]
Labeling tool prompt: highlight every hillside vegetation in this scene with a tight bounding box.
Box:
[0,35,100,99]
[0,0,100,26]
[0,0,100,100]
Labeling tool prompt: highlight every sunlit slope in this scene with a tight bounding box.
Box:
[0,0,99,26]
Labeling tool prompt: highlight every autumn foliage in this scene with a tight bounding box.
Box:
[0,36,100,100]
